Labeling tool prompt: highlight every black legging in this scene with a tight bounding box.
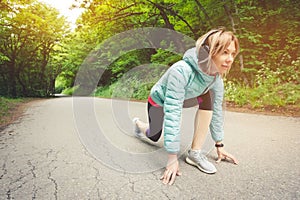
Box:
[146,91,212,142]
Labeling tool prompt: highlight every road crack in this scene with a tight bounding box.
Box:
[47,167,58,200]
[27,160,38,200]
[27,160,36,178]
[0,157,8,180]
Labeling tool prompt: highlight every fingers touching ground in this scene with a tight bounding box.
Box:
[160,169,181,185]
[216,149,238,164]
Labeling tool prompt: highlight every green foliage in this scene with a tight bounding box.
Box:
[61,86,79,96]
[225,64,300,108]
[105,49,155,85]
[94,64,168,100]
[93,85,115,98]
[0,54,9,64]
[1,0,299,110]
[55,76,68,94]
[0,0,70,97]
[151,49,181,66]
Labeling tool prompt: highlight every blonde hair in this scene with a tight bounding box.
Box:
[195,28,239,75]
[196,28,239,58]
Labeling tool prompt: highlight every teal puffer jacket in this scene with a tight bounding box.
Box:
[150,47,224,154]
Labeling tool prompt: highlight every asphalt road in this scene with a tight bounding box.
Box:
[0,97,299,200]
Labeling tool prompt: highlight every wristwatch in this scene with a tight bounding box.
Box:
[215,143,224,148]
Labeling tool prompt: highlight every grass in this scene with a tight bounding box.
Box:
[225,81,300,108]
[0,97,28,127]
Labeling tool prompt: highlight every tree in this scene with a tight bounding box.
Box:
[0,0,70,97]
[228,0,300,85]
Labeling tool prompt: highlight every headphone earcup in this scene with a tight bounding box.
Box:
[198,45,210,72]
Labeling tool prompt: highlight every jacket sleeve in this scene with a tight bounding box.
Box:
[209,77,225,142]
[163,67,187,154]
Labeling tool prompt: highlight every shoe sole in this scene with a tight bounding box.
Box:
[135,132,146,139]
[185,157,217,174]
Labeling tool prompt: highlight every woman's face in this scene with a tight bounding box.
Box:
[212,41,237,75]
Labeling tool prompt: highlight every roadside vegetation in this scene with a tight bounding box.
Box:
[225,65,300,108]
[0,97,28,128]
[1,0,299,117]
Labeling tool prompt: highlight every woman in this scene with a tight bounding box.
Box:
[133,28,239,185]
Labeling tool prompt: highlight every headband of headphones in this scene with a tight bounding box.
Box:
[198,29,219,56]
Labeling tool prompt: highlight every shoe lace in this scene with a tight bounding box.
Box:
[192,150,208,161]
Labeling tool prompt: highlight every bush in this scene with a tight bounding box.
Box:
[62,86,79,96]
[93,64,168,100]
[93,84,115,98]
[225,64,300,108]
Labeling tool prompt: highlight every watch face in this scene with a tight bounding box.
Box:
[215,143,224,147]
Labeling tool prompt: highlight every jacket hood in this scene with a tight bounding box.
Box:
[183,47,201,72]
[183,47,218,76]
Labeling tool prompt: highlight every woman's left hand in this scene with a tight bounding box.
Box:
[216,147,238,164]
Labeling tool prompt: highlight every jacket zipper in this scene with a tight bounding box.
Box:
[202,75,217,94]
[183,58,217,94]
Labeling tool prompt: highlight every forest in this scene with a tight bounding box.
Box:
[0,0,299,109]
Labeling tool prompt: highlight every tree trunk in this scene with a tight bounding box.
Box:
[145,1,188,52]
[8,60,17,97]
[16,72,27,96]
[223,1,244,72]
[194,0,213,26]
[223,1,236,34]
[50,78,56,96]
[153,2,174,30]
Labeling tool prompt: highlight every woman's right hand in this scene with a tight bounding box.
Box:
[160,154,182,185]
